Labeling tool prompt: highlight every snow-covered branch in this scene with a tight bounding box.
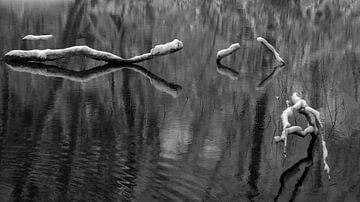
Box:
[257,37,285,65]
[275,92,330,178]
[4,39,183,64]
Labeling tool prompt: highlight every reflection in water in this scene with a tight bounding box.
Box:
[256,63,285,89]
[275,134,317,202]
[216,59,239,80]
[0,0,360,201]
[5,60,182,98]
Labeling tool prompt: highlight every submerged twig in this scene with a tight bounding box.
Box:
[5,60,182,98]
[4,39,183,63]
[22,34,54,41]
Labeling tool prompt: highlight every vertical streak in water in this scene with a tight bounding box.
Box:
[247,93,268,199]
[121,69,137,200]
[57,92,81,199]
[60,0,85,47]
[310,60,322,190]
[236,95,250,179]
[0,67,9,161]
[122,70,134,129]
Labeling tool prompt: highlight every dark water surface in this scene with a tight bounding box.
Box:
[0,0,360,201]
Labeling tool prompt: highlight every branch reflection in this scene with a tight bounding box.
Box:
[274,134,317,201]
[215,59,239,80]
[256,63,285,90]
[5,60,182,98]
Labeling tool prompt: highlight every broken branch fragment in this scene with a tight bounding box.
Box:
[22,34,54,40]
[150,39,183,56]
[216,43,241,60]
[4,39,183,64]
[257,37,285,65]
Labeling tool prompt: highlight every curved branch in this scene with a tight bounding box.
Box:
[275,92,330,178]
[216,43,240,60]
[4,39,183,64]
[5,60,182,98]
[215,43,240,80]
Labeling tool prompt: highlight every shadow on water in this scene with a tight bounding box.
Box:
[274,134,317,202]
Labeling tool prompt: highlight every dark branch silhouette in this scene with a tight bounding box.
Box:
[5,60,182,98]
[274,134,317,201]
[256,63,285,89]
[215,59,239,80]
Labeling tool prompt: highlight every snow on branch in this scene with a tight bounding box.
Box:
[257,37,285,65]
[4,39,183,64]
[215,43,241,80]
[216,43,241,60]
[275,92,330,178]
[22,34,54,40]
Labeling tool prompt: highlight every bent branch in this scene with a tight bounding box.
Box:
[4,39,183,64]
[275,92,330,178]
[257,37,285,65]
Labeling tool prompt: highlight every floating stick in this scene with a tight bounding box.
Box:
[22,34,54,40]
[215,43,240,79]
[257,37,285,65]
[216,43,241,60]
[4,39,183,64]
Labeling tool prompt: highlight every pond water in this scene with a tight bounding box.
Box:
[0,0,360,201]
